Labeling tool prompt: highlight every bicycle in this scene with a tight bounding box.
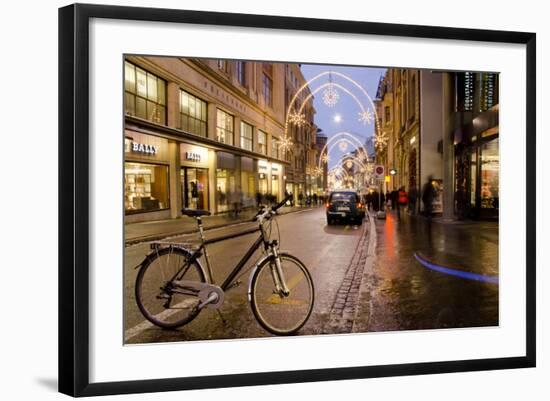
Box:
[134,195,315,336]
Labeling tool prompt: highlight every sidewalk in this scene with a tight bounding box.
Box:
[377,209,499,275]
[125,205,317,245]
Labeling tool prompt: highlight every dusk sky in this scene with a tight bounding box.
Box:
[300,64,386,169]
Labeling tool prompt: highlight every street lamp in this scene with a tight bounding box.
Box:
[389,168,397,191]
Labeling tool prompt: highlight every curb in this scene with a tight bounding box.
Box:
[125,207,318,246]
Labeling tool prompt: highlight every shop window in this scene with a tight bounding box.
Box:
[180,90,207,137]
[271,175,280,200]
[240,121,253,151]
[480,138,499,209]
[216,168,236,212]
[125,162,169,213]
[241,171,256,204]
[258,130,267,155]
[124,61,166,124]
[216,109,234,145]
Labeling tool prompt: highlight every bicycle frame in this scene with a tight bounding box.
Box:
[158,217,274,292]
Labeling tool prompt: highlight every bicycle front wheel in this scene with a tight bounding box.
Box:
[250,253,314,335]
[135,247,205,329]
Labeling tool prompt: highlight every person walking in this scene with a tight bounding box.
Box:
[372,190,380,211]
[313,193,318,207]
[397,186,408,219]
[391,189,398,210]
[422,176,436,218]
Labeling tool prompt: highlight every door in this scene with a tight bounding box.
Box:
[181,167,209,210]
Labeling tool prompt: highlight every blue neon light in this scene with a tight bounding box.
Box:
[414,252,499,285]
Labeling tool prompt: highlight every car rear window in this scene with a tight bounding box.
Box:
[330,193,358,202]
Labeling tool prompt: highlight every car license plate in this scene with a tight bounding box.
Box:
[337,206,350,211]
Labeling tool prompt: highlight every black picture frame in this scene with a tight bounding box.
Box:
[58,3,536,397]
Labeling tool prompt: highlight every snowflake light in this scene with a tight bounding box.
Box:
[358,109,374,125]
[373,132,389,151]
[278,135,293,155]
[322,84,339,107]
[288,112,306,126]
[338,141,348,152]
[321,154,329,164]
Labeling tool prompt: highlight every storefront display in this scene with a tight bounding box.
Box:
[480,137,499,210]
[125,162,169,213]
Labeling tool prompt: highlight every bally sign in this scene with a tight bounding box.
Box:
[132,142,159,155]
[180,143,209,166]
[185,151,202,162]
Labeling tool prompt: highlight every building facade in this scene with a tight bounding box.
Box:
[374,69,420,197]
[124,56,291,223]
[452,72,499,219]
[283,64,317,202]
[376,68,499,220]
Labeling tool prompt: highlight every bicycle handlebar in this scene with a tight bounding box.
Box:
[271,194,293,212]
[252,194,293,222]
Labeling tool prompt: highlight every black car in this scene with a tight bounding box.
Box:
[326,190,365,225]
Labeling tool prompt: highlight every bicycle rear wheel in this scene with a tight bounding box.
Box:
[135,247,205,329]
[250,253,314,335]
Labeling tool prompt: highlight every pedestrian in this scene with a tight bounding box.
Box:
[229,189,242,218]
[391,189,398,210]
[313,193,318,206]
[298,192,304,207]
[408,185,418,215]
[366,192,373,211]
[372,190,380,211]
[397,186,408,219]
[422,176,436,218]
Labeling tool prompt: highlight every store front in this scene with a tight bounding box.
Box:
[455,133,499,219]
[180,143,209,211]
[124,131,172,222]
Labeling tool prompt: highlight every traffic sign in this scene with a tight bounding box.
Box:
[374,165,385,178]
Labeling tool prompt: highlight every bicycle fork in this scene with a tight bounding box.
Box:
[270,247,290,297]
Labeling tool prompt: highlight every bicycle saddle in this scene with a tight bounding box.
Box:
[181,208,211,217]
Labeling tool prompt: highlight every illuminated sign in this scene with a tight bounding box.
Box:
[132,142,159,155]
[185,151,201,162]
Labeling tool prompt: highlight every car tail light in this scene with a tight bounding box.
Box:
[326,202,331,208]
[357,203,364,209]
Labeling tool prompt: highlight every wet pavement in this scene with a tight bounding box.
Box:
[124,206,499,344]
[354,210,499,332]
